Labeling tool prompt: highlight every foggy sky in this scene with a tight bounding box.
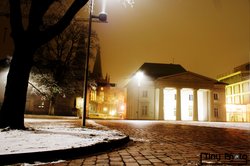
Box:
[92,0,250,86]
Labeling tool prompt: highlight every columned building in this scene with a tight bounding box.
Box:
[126,63,226,122]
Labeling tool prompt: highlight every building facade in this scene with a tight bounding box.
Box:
[126,63,226,122]
[217,63,250,122]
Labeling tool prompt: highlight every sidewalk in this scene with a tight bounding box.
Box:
[0,117,130,165]
[164,120,250,130]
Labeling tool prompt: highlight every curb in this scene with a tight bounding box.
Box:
[0,135,130,165]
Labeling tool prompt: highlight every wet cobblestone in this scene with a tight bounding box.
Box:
[44,120,250,165]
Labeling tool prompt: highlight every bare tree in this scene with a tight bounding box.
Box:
[31,18,98,116]
[0,0,89,129]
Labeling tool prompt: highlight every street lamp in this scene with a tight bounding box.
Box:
[136,71,143,87]
[82,0,107,127]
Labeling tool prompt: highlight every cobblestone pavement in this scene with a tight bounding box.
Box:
[45,120,250,166]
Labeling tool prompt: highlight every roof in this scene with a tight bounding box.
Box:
[137,63,187,79]
[156,71,228,86]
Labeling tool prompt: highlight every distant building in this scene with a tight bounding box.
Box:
[126,63,227,121]
[217,62,250,122]
[86,50,126,119]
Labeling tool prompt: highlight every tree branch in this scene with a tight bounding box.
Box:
[39,0,89,45]
[28,0,54,33]
[9,0,24,41]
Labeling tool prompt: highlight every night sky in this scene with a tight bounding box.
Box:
[0,0,249,86]
[92,0,249,86]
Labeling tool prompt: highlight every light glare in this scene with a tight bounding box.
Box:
[122,0,135,8]
[101,0,107,13]
[135,71,143,87]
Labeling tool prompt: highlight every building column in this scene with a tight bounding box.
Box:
[176,88,181,121]
[240,83,243,104]
[231,85,235,103]
[208,90,214,122]
[154,88,159,120]
[193,89,198,121]
[159,88,164,120]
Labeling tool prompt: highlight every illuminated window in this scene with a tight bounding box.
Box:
[226,87,232,95]
[141,103,148,116]
[234,85,240,94]
[243,94,250,104]
[234,95,240,104]
[242,82,250,92]
[214,108,219,118]
[90,90,96,101]
[226,97,232,104]
[214,93,219,100]
[142,90,148,98]
[189,94,193,101]
[100,92,104,102]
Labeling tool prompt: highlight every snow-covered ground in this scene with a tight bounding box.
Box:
[0,118,126,155]
[0,117,249,156]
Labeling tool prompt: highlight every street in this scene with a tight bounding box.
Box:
[43,119,250,166]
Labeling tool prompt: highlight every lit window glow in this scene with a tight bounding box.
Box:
[109,110,116,116]
[103,107,108,112]
[226,104,247,122]
[120,104,125,111]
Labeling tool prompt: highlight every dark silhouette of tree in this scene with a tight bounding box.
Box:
[32,18,85,115]
[0,0,89,129]
[31,17,100,116]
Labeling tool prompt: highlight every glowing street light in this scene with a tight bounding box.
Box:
[136,71,143,87]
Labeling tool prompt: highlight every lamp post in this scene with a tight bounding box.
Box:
[82,0,107,126]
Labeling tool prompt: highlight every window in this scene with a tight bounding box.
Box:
[141,103,148,116]
[234,85,240,94]
[234,96,240,104]
[90,90,96,101]
[242,82,250,92]
[99,92,104,102]
[214,93,219,100]
[142,90,148,98]
[243,94,250,104]
[189,94,193,101]
[226,87,232,95]
[226,97,232,104]
[214,108,219,118]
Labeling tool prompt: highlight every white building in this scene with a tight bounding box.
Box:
[217,62,250,122]
[126,63,226,122]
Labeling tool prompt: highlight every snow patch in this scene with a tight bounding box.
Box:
[0,119,126,155]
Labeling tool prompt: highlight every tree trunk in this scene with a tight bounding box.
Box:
[48,96,56,115]
[0,44,34,129]
[0,0,89,129]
